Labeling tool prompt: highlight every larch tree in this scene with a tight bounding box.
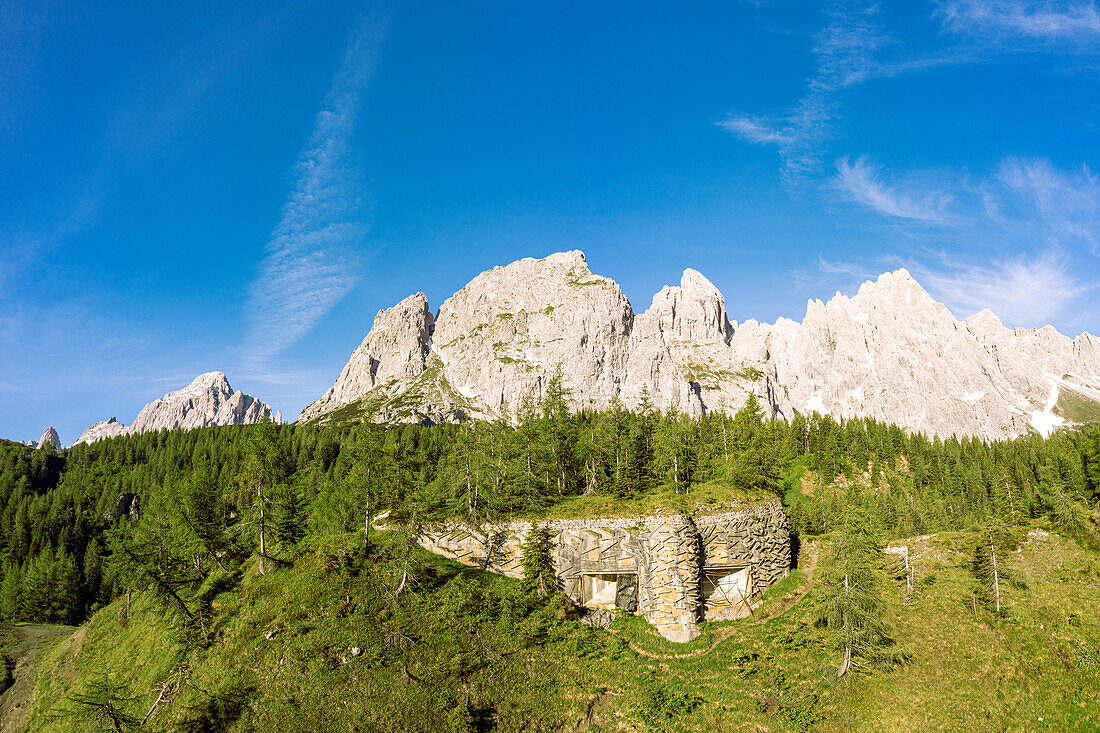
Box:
[817,505,904,676]
[238,419,290,574]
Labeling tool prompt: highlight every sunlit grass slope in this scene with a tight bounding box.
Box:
[23,526,1100,732]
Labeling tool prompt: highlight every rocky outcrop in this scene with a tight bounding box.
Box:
[728,269,1100,440]
[73,372,272,446]
[300,294,435,421]
[73,417,127,446]
[302,252,1100,439]
[35,427,60,450]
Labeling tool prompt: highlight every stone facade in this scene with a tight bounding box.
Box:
[417,499,791,642]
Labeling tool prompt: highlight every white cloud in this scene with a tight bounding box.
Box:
[716,115,789,145]
[243,14,388,368]
[820,155,1100,328]
[938,0,1100,44]
[817,256,876,278]
[720,2,885,183]
[833,156,954,223]
[992,157,1100,250]
[914,253,1091,327]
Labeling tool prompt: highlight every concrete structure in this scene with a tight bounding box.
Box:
[418,499,791,642]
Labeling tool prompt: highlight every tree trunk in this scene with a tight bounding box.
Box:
[838,572,850,676]
[258,485,266,575]
[991,542,1000,613]
[364,491,371,554]
[837,644,852,677]
[904,550,912,594]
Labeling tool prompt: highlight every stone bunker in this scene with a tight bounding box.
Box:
[419,499,791,642]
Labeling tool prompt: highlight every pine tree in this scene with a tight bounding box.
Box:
[344,428,386,548]
[20,550,53,621]
[652,410,695,493]
[817,506,905,676]
[543,365,577,496]
[238,420,290,574]
[520,523,553,596]
[57,672,141,732]
[0,562,21,621]
[971,519,1014,614]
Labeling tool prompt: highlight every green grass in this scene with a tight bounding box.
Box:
[535,481,777,521]
[682,363,764,390]
[27,594,180,728]
[312,356,478,427]
[566,269,605,288]
[0,626,15,693]
[22,526,1100,732]
[1053,388,1100,425]
[733,366,765,381]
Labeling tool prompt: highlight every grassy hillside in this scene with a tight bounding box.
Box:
[21,523,1100,732]
[537,480,778,520]
[4,400,1100,730]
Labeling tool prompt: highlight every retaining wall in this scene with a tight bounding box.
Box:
[417,499,791,642]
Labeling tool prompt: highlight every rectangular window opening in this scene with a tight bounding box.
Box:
[702,567,751,608]
[582,573,637,611]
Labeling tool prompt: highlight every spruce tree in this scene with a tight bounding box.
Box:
[0,562,21,621]
[520,523,553,596]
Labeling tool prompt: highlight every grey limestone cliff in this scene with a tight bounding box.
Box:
[35,427,60,450]
[73,372,272,446]
[301,252,1100,439]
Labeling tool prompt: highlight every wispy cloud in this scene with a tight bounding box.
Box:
[833,156,954,223]
[243,12,389,368]
[938,0,1100,44]
[816,256,878,279]
[720,2,885,183]
[914,251,1092,326]
[820,155,1100,327]
[716,115,790,145]
[991,157,1100,249]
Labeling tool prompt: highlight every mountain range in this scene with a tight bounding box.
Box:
[299,251,1100,440]
[71,372,275,447]
[56,252,1100,446]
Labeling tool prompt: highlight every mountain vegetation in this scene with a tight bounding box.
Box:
[2,379,1099,729]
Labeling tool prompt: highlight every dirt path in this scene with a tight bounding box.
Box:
[0,623,72,733]
[611,542,820,661]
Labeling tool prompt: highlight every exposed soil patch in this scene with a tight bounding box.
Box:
[0,623,73,733]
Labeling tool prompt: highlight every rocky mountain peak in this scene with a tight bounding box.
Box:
[73,417,127,447]
[298,293,434,422]
[300,251,1100,440]
[36,427,60,450]
[850,268,941,312]
[185,371,233,393]
[430,249,633,414]
[966,308,1007,338]
[73,373,272,446]
[645,268,733,343]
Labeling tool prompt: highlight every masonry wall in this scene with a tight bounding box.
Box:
[417,499,790,642]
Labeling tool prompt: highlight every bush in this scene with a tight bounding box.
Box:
[636,673,700,728]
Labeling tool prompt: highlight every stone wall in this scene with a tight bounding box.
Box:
[417,499,790,642]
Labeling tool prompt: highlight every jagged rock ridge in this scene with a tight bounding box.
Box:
[301,252,1100,440]
[35,427,60,450]
[73,372,273,446]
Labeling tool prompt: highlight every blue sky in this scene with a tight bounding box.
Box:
[2,0,1099,443]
